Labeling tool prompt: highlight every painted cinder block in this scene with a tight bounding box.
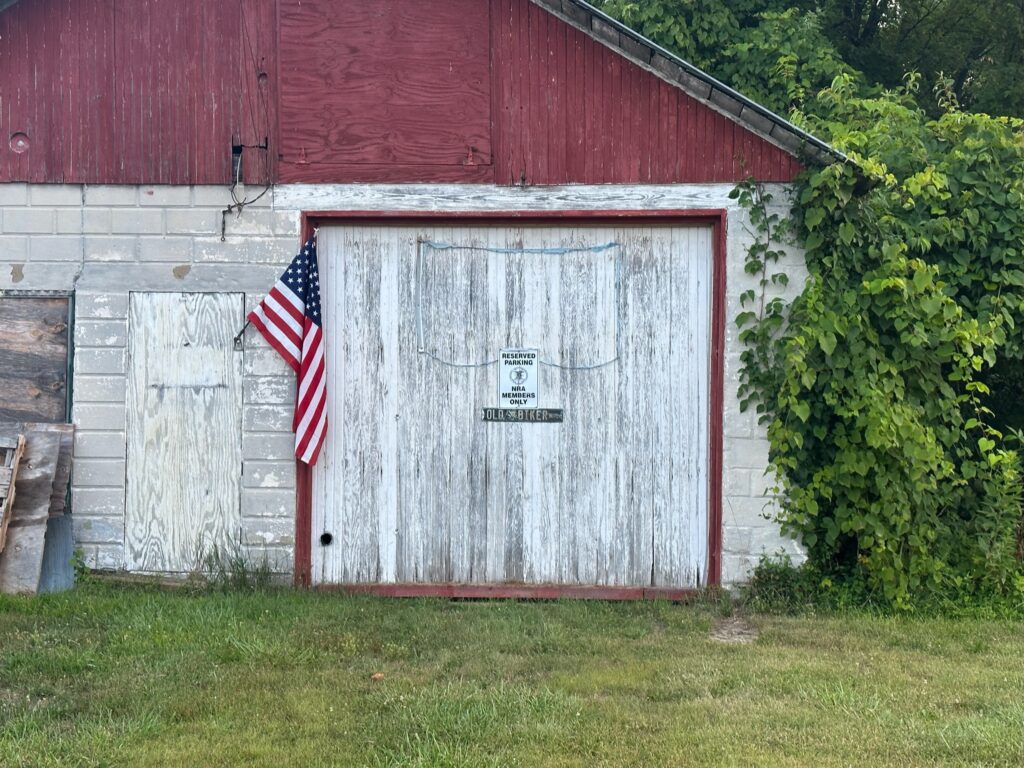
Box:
[724,495,773,527]
[83,185,138,206]
[243,404,293,432]
[73,348,127,376]
[166,207,220,235]
[72,402,127,431]
[241,515,295,546]
[193,235,294,264]
[72,376,127,404]
[273,210,300,237]
[84,236,138,261]
[82,209,112,234]
[0,262,79,291]
[56,209,83,234]
[29,236,82,264]
[243,460,296,489]
[223,209,276,237]
[139,186,192,206]
[73,459,127,488]
[28,184,82,206]
[721,553,757,583]
[242,432,297,461]
[191,186,235,207]
[242,487,294,518]
[722,468,752,498]
[3,208,55,234]
[76,292,129,319]
[0,236,29,261]
[239,545,292,574]
[243,347,292,376]
[70,486,126,517]
[93,544,125,571]
[138,236,193,262]
[243,377,295,405]
[73,515,124,545]
[723,526,753,554]
[74,319,128,347]
[0,183,29,206]
[74,430,127,459]
[112,208,163,235]
[727,437,771,470]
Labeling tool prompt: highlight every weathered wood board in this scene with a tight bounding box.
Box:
[0,433,26,554]
[312,224,712,588]
[0,426,61,594]
[39,424,74,517]
[125,293,244,573]
[0,297,69,423]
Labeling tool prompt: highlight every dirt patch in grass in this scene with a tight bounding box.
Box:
[710,616,760,644]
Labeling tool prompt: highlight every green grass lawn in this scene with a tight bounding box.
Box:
[1,583,1022,767]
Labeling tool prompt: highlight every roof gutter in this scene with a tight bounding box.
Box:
[554,0,847,165]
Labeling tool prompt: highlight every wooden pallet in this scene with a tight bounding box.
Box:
[0,433,26,554]
[0,425,64,595]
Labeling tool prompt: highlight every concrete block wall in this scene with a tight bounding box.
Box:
[720,201,808,580]
[0,181,805,584]
[1,183,302,573]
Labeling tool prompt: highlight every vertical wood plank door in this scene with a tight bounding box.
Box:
[126,293,244,573]
[0,297,69,423]
[313,224,712,589]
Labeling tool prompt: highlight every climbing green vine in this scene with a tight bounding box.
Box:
[736,75,1024,607]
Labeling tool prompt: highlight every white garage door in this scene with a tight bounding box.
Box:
[313,223,712,588]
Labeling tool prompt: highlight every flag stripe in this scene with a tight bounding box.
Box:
[251,303,302,357]
[249,236,327,466]
[265,292,304,338]
[248,311,300,371]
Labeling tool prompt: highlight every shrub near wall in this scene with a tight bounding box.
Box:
[738,75,1024,608]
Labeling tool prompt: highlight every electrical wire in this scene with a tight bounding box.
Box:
[222,0,272,239]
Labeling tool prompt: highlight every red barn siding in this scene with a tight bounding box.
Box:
[0,0,274,184]
[0,0,801,185]
[277,0,493,183]
[489,0,801,184]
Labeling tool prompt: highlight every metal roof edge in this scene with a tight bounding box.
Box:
[533,0,847,167]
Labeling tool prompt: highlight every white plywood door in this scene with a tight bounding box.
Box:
[125,292,244,573]
[313,224,711,588]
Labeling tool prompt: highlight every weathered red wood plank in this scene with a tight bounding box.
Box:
[278,0,491,171]
[277,163,496,185]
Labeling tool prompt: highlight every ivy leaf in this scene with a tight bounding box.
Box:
[804,207,825,230]
[839,222,855,245]
[819,331,838,356]
[912,269,930,292]
[793,401,811,423]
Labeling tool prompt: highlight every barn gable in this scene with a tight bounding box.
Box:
[0,0,834,186]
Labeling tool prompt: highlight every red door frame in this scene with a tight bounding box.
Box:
[294,209,727,598]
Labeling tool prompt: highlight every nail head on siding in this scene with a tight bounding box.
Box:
[319,532,333,546]
[9,132,29,153]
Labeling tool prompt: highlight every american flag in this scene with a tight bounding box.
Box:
[248,235,327,465]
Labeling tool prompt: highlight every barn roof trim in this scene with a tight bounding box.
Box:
[537,0,844,166]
